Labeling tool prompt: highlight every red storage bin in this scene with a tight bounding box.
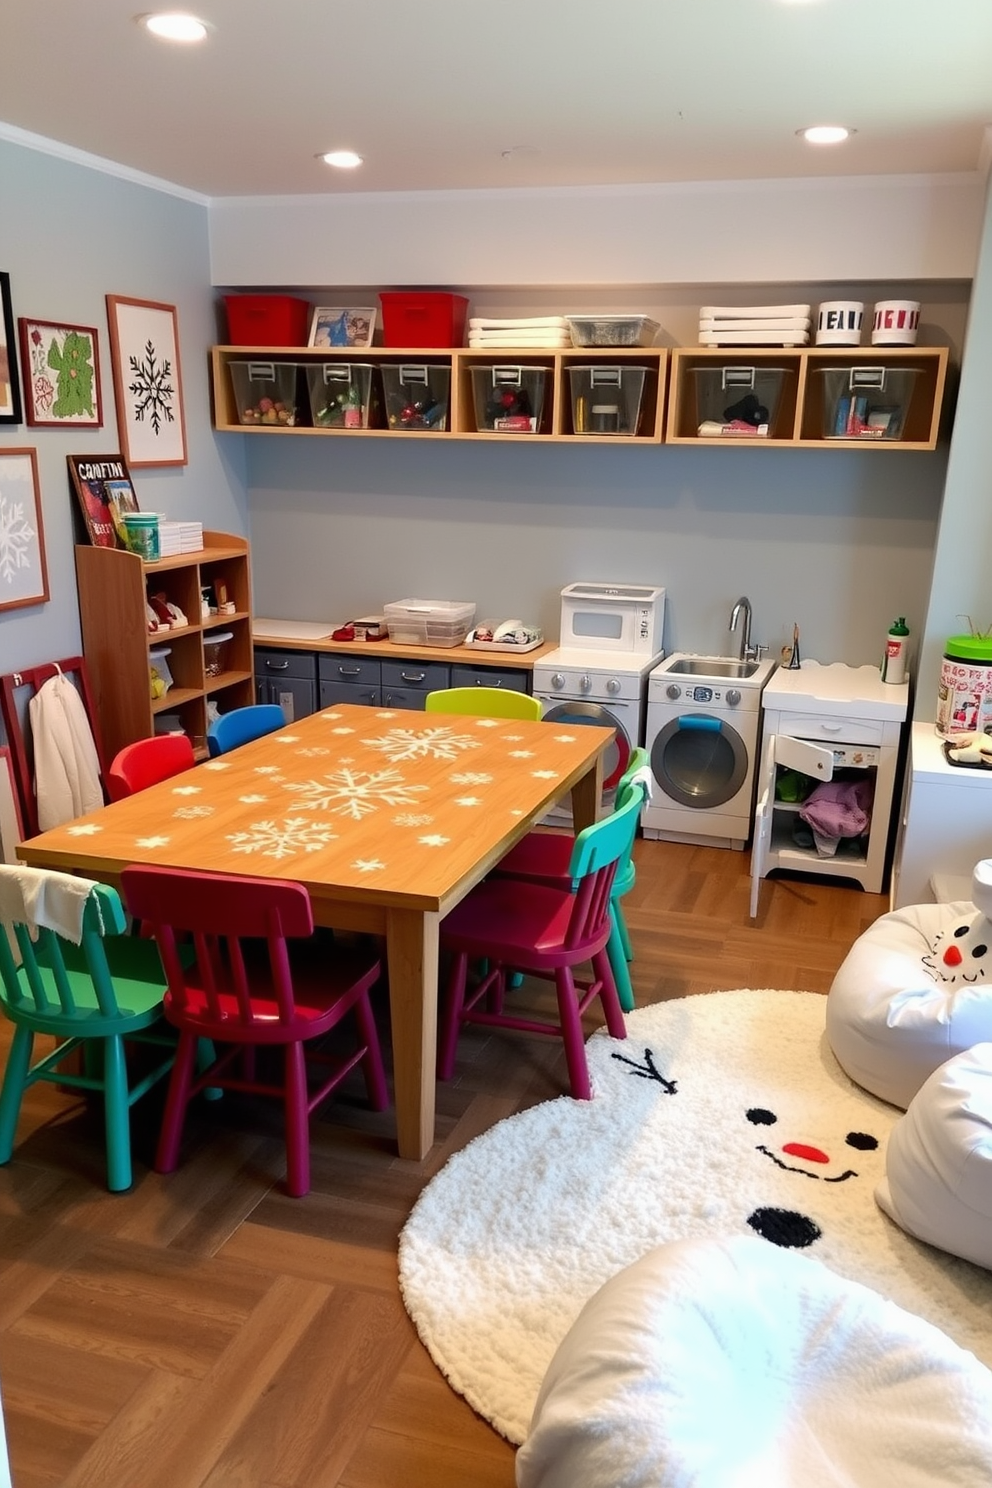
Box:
[379,292,469,348]
[223,295,310,346]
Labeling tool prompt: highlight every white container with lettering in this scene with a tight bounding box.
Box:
[935,635,992,736]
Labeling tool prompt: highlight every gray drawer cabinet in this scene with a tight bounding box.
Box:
[255,647,318,722]
[311,650,532,712]
[449,662,530,691]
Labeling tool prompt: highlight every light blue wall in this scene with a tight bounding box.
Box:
[0,138,248,677]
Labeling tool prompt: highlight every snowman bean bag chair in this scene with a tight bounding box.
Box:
[826,859,992,1109]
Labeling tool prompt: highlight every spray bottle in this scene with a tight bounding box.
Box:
[881,617,909,685]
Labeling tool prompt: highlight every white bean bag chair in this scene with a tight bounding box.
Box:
[825,859,992,1109]
[876,1041,992,1271]
[516,1234,992,1488]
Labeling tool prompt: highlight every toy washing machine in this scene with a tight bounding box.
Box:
[642,652,778,849]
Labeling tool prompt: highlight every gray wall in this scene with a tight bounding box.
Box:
[0,137,248,680]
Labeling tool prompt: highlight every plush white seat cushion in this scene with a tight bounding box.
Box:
[516,1234,992,1488]
[826,888,992,1108]
[876,1041,992,1271]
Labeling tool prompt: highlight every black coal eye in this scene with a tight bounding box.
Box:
[846,1131,878,1151]
[972,944,988,958]
[954,924,971,938]
[746,1108,777,1126]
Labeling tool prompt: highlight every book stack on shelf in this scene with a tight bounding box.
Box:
[158,520,204,555]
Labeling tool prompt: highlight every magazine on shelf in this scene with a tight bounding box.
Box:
[67,452,139,548]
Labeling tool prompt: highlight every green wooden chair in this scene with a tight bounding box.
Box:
[425,686,542,721]
[0,866,178,1192]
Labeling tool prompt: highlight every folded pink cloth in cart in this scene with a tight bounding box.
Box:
[799,777,873,857]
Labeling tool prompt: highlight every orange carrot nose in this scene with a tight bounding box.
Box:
[943,945,963,966]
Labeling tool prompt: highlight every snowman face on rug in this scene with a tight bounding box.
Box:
[921,913,992,984]
[400,989,992,1447]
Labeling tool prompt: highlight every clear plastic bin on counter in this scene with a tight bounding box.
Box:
[383,599,476,647]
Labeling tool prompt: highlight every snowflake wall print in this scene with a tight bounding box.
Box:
[106,295,187,467]
[0,448,50,612]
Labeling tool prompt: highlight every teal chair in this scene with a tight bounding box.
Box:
[0,866,177,1191]
[425,686,542,721]
[493,747,650,1011]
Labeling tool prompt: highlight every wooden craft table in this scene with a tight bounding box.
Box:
[17,703,611,1161]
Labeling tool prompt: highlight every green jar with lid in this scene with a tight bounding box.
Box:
[936,633,992,736]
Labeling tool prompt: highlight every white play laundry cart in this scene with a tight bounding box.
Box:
[750,661,909,917]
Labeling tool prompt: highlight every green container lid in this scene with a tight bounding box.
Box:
[944,634,992,662]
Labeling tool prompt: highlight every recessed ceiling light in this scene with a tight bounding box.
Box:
[319,150,364,170]
[139,12,209,42]
[799,125,854,145]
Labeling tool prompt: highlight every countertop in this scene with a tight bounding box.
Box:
[253,620,558,668]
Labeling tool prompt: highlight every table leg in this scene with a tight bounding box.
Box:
[570,751,606,832]
[385,907,439,1161]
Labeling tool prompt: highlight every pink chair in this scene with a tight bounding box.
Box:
[438,782,642,1099]
[107,734,196,801]
[121,865,389,1196]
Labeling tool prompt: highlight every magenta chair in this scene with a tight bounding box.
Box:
[107,734,196,801]
[438,781,643,1100]
[121,865,389,1197]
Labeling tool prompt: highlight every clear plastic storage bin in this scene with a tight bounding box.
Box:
[692,365,793,437]
[305,362,379,429]
[383,600,476,647]
[470,365,547,433]
[203,631,234,677]
[565,314,659,348]
[568,365,648,435]
[228,361,300,426]
[816,366,920,440]
[381,363,450,430]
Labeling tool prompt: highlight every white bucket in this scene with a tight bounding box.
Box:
[871,300,920,346]
[815,301,863,346]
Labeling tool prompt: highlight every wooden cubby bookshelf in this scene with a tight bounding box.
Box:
[75,531,254,763]
[210,345,669,444]
[665,345,949,449]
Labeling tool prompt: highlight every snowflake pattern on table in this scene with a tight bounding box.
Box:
[393,813,434,827]
[508,750,536,759]
[225,817,338,859]
[363,726,483,763]
[353,858,386,873]
[66,823,102,836]
[136,835,170,848]
[418,834,451,847]
[203,761,230,771]
[174,805,215,819]
[172,785,202,796]
[554,734,579,743]
[450,772,494,786]
[0,489,37,586]
[282,767,429,820]
[532,770,560,780]
[454,797,484,807]
[238,794,270,804]
[297,746,331,757]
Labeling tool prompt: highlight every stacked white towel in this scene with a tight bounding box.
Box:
[698,304,811,347]
[0,864,100,944]
[468,316,572,348]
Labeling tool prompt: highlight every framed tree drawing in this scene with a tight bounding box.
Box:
[18,318,102,427]
[106,294,187,467]
[0,273,23,426]
[0,448,49,612]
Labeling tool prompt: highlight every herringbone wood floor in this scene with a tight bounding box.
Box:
[0,840,889,1487]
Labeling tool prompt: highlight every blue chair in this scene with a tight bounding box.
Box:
[206,703,285,757]
[0,866,176,1191]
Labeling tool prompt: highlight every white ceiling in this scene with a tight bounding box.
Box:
[3,0,992,200]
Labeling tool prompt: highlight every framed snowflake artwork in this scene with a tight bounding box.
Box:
[0,273,23,426]
[18,318,102,427]
[106,294,187,467]
[0,448,50,613]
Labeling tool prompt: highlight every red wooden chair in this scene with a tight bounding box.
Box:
[438,781,643,1100]
[0,656,107,837]
[107,734,196,801]
[120,865,389,1196]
